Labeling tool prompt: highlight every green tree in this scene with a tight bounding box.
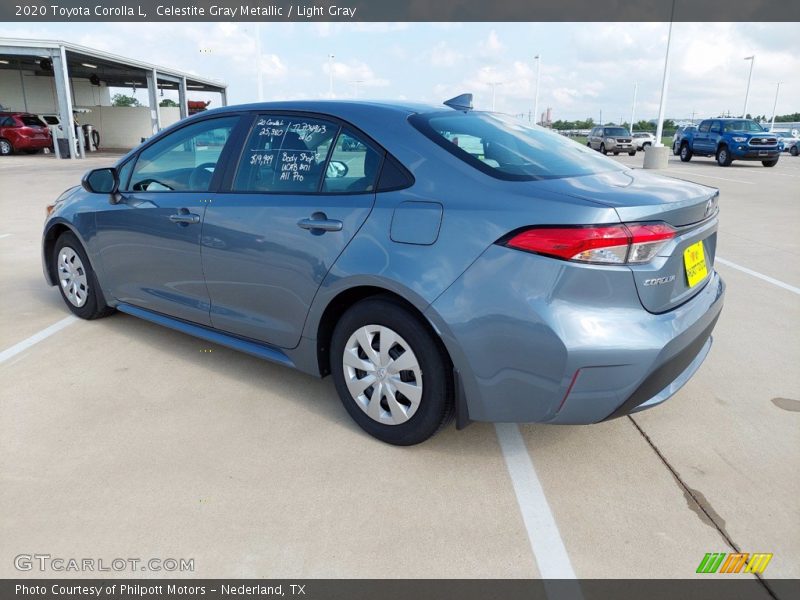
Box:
[159,99,178,107]
[775,113,800,123]
[111,94,140,107]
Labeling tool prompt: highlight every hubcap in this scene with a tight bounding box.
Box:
[57,247,89,307]
[342,325,423,425]
[0,140,10,154]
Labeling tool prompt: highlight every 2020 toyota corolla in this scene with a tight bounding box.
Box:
[42,97,725,445]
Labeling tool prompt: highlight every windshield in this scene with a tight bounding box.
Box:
[722,120,764,133]
[603,127,629,137]
[410,112,623,180]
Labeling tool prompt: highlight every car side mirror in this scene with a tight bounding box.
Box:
[82,167,118,195]
[326,160,349,179]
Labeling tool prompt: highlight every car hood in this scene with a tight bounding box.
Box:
[534,168,718,227]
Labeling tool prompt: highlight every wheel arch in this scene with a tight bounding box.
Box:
[42,220,82,286]
[313,283,450,378]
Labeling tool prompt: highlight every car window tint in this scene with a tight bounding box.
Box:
[322,129,382,193]
[710,121,721,133]
[699,121,711,133]
[234,115,338,193]
[129,116,238,192]
[412,111,621,180]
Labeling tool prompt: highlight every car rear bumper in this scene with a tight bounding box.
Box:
[426,245,725,424]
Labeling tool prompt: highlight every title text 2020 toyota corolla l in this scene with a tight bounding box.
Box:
[42,97,725,445]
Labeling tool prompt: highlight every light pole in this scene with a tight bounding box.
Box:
[629,82,638,133]
[532,54,540,126]
[255,23,264,101]
[769,81,782,131]
[328,54,335,98]
[489,81,503,111]
[742,55,755,118]
[654,0,676,148]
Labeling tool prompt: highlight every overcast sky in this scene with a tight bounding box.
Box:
[4,21,798,123]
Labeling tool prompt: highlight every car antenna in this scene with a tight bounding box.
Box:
[443,93,473,112]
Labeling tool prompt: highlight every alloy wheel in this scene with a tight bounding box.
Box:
[58,246,89,307]
[342,325,423,425]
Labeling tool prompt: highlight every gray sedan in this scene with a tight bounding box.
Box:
[42,97,724,444]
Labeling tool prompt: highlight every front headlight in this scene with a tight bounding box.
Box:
[732,136,747,142]
[606,137,614,142]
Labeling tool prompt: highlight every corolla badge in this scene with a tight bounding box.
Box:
[643,275,676,286]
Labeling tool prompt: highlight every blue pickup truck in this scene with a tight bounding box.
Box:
[678,118,781,167]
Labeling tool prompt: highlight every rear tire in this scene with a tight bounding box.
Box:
[716,146,732,167]
[0,138,12,155]
[762,159,778,167]
[330,297,454,445]
[679,143,692,162]
[53,232,114,320]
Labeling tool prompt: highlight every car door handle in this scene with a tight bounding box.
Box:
[169,212,200,224]
[297,214,343,232]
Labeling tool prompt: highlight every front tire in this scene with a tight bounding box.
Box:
[330,297,453,445]
[600,143,606,155]
[716,146,732,167]
[790,145,798,156]
[628,150,636,156]
[762,159,778,167]
[680,143,692,162]
[0,138,12,155]
[53,232,114,320]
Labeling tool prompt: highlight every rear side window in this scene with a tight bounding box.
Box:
[322,129,382,193]
[411,111,621,180]
[42,116,60,125]
[710,121,721,134]
[234,115,338,193]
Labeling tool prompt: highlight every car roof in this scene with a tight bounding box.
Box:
[202,99,445,118]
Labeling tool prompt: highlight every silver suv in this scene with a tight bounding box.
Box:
[587,126,636,156]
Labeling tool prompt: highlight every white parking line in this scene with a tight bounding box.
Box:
[0,316,77,365]
[0,234,12,240]
[663,171,755,184]
[716,257,800,295]
[495,423,581,587]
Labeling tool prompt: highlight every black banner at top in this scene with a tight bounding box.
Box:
[2,0,800,22]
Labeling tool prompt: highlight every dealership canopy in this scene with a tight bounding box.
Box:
[0,37,227,158]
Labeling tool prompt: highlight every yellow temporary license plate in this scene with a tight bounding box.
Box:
[683,241,708,287]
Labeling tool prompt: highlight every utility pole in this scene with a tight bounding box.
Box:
[630,82,638,133]
[533,54,540,126]
[328,54,335,98]
[255,23,264,101]
[489,81,503,111]
[742,55,755,118]
[654,0,676,147]
[769,81,782,131]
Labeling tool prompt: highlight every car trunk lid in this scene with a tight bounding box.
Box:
[536,168,719,313]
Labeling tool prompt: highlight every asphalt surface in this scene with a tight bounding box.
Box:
[0,150,797,589]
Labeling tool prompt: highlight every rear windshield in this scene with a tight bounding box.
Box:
[410,112,622,180]
[603,127,629,137]
[19,116,44,127]
[41,116,59,125]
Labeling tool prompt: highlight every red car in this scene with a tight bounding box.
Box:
[0,112,53,155]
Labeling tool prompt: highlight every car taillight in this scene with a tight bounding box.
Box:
[503,222,676,265]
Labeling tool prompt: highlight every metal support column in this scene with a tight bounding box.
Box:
[146,68,162,136]
[178,77,188,120]
[52,46,78,159]
[220,87,228,107]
